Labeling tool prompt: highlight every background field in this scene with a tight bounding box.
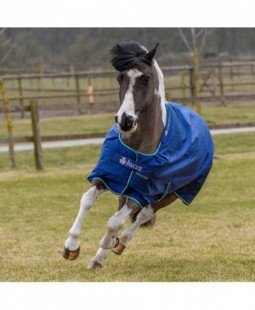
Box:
[0,131,254,281]
[1,104,255,142]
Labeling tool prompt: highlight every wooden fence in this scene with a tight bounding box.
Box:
[1,60,255,118]
[1,60,255,170]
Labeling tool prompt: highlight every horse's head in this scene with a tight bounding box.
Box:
[111,41,163,133]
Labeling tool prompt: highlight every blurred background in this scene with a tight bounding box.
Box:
[1,28,255,70]
[1,28,255,170]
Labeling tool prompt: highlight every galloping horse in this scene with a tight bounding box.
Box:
[62,41,214,269]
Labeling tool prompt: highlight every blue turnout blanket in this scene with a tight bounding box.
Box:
[88,102,214,207]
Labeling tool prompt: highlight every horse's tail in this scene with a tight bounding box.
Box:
[130,210,156,228]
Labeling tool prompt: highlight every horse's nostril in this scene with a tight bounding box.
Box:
[119,112,136,132]
[126,115,134,121]
[115,115,118,123]
[123,112,134,122]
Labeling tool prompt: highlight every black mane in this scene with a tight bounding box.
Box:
[110,41,153,72]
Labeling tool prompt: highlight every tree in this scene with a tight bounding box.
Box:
[0,28,15,67]
[0,28,16,168]
[178,28,213,114]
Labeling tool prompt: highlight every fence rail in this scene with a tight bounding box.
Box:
[1,60,255,119]
[1,60,255,170]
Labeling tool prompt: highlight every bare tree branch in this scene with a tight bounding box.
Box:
[195,29,204,39]
[0,28,6,36]
[0,28,14,65]
[0,37,12,48]
[178,28,192,52]
[200,29,214,54]
[191,28,199,57]
[191,28,196,45]
[0,43,15,64]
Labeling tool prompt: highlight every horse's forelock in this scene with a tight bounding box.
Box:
[110,41,153,72]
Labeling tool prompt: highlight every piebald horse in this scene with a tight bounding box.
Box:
[62,41,214,269]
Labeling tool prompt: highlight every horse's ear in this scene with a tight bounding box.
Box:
[146,43,159,61]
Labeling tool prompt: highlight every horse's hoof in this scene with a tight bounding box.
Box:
[62,246,80,261]
[87,260,102,269]
[111,241,126,255]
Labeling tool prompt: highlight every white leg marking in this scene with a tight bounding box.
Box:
[100,204,133,249]
[116,69,142,124]
[119,205,154,246]
[90,248,108,266]
[64,186,104,251]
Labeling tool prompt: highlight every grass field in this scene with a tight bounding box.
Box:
[1,104,255,141]
[0,132,255,281]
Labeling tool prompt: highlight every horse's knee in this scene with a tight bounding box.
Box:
[80,190,91,207]
[138,205,154,224]
[100,205,133,249]
[80,186,99,210]
[107,214,124,232]
[107,204,134,232]
[80,193,90,211]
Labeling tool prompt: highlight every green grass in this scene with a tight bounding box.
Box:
[1,105,255,141]
[0,113,115,140]
[202,104,255,126]
[0,132,255,281]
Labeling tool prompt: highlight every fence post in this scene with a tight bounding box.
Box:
[218,61,225,106]
[17,74,24,119]
[251,64,255,78]
[180,66,186,98]
[30,100,43,170]
[36,65,41,92]
[0,78,16,169]
[229,62,234,91]
[74,70,82,114]
[87,77,94,109]
[189,67,195,105]
[210,66,216,97]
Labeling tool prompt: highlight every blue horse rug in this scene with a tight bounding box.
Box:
[88,102,214,207]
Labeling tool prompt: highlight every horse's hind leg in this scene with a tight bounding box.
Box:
[62,184,104,261]
[112,205,154,255]
[87,248,108,269]
[112,193,178,255]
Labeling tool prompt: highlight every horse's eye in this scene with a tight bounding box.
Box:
[140,74,150,85]
[117,73,124,84]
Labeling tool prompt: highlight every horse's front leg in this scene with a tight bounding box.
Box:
[112,205,154,255]
[62,182,105,261]
[88,200,140,269]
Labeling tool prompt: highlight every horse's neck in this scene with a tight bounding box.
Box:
[121,102,165,154]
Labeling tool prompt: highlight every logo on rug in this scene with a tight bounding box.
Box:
[119,157,127,165]
[113,153,151,176]
[119,156,143,172]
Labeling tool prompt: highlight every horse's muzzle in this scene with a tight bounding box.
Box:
[115,112,137,133]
